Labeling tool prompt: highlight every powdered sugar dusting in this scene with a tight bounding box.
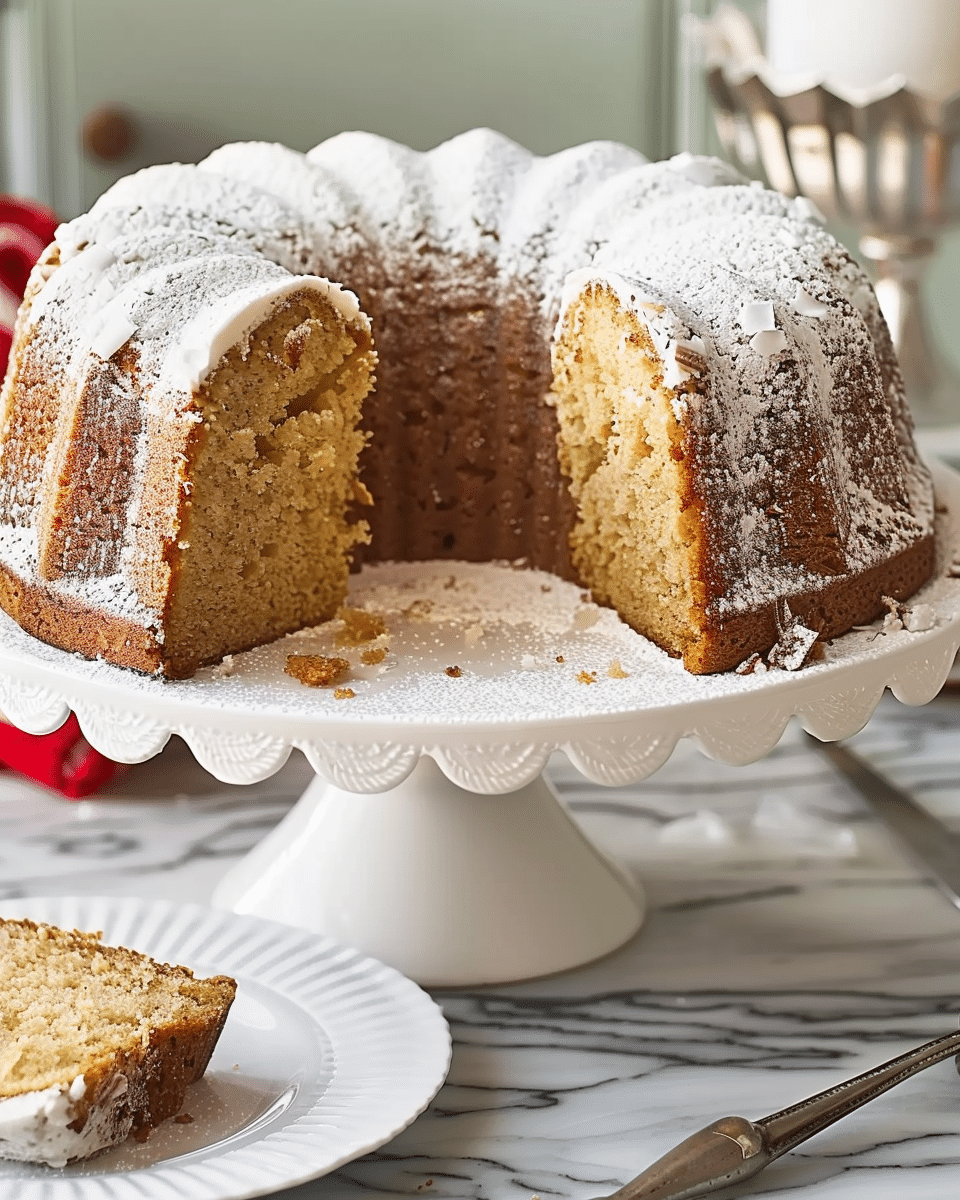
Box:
[0,524,157,630]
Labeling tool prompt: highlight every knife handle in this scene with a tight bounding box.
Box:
[604,1116,772,1200]
[599,1028,960,1200]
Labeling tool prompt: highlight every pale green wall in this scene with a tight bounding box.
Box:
[58,0,677,214]
[924,232,960,377]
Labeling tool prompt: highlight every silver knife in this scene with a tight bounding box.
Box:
[806,732,960,911]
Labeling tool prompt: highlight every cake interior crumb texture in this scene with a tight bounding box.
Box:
[553,283,704,665]
[162,291,375,677]
[284,652,350,687]
[0,918,236,1142]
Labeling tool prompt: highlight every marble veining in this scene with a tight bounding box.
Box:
[3,694,960,1197]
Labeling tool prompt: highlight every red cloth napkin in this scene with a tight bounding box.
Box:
[0,197,57,370]
[0,713,124,798]
[0,196,125,797]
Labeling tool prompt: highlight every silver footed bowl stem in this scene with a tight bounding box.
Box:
[859,234,960,429]
[597,1027,960,1200]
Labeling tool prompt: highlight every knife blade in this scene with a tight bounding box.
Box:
[807,732,960,911]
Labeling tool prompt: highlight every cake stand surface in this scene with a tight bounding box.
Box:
[0,460,958,985]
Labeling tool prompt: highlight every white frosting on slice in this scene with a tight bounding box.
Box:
[87,300,138,360]
[162,274,366,392]
[67,242,115,279]
[749,329,789,356]
[738,300,776,335]
[0,1073,129,1168]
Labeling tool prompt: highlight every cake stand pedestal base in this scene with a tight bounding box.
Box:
[212,757,644,987]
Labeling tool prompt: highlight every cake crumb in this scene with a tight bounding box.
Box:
[405,598,434,621]
[577,670,597,684]
[211,654,235,678]
[880,595,905,632]
[361,646,387,665]
[735,652,767,675]
[555,655,565,664]
[805,640,827,663]
[336,607,386,646]
[884,594,936,633]
[572,606,601,631]
[607,659,629,678]
[445,665,463,678]
[351,479,374,506]
[232,1064,240,1071]
[415,1181,435,1193]
[333,686,356,699]
[285,654,350,687]
[174,1114,194,1125]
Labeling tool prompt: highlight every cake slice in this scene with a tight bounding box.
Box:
[0,233,377,678]
[0,917,237,1167]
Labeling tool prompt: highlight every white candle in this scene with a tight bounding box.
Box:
[766,0,960,102]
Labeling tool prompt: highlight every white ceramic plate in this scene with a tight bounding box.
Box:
[0,896,452,1199]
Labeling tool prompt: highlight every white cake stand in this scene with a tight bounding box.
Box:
[1,461,958,987]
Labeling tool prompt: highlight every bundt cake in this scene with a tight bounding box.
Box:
[0,129,935,677]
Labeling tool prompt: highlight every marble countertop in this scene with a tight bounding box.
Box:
[4,691,960,1199]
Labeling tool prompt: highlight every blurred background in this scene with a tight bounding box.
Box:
[0,0,686,214]
[0,0,957,393]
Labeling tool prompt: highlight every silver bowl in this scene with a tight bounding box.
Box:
[707,63,960,429]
